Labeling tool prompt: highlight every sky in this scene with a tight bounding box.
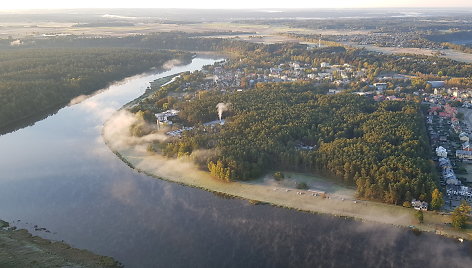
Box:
[1,0,472,10]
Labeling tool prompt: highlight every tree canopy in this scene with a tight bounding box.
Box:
[161,84,436,205]
[0,48,190,131]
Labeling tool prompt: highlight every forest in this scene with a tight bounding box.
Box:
[124,38,452,205]
[152,83,436,205]
[0,32,249,51]
[0,47,190,130]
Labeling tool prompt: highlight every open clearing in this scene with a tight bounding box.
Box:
[250,172,356,199]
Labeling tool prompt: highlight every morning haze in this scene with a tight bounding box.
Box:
[0,4,471,268]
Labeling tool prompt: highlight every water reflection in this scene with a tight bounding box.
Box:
[0,58,471,267]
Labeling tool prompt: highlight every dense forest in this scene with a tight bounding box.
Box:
[152,83,436,205]
[0,48,190,130]
[123,40,450,205]
[0,32,249,51]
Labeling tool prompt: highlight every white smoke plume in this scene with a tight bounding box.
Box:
[216,103,229,121]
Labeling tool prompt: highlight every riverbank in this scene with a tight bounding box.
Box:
[0,220,121,268]
[103,113,472,241]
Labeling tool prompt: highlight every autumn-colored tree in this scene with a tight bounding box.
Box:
[430,188,444,211]
[451,201,471,229]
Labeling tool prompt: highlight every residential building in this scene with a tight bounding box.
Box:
[459,132,469,143]
[456,150,472,160]
[436,146,447,158]
[411,199,428,211]
[373,83,387,91]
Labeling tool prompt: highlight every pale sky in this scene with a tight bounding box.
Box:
[1,0,472,10]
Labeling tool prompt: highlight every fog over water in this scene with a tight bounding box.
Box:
[0,58,471,267]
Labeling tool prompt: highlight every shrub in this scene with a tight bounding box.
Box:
[296,182,309,190]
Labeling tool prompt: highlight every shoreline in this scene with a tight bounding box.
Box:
[0,220,122,267]
[103,124,471,241]
[101,58,471,242]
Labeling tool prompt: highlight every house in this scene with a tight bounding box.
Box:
[320,62,330,68]
[155,109,179,125]
[429,106,441,115]
[444,104,457,118]
[438,157,452,168]
[446,177,461,185]
[386,95,401,101]
[459,132,469,143]
[447,185,472,198]
[373,83,388,91]
[438,112,448,118]
[411,199,428,211]
[434,88,443,95]
[442,165,459,184]
[456,150,472,160]
[373,95,385,102]
[328,89,344,95]
[462,142,472,151]
[290,62,301,69]
[427,81,446,88]
[436,146,448,158]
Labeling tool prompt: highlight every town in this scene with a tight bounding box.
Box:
[141,43,472,213]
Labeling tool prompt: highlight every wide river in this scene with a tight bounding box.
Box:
[0,58,471,267]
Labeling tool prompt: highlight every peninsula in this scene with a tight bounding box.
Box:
[104,41,471,240]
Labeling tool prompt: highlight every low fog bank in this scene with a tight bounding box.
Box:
[103,110,168,151]
[103,109,216,181]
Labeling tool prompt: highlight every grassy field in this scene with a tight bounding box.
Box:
[249,172,356,199]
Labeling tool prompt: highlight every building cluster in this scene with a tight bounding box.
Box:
[196,61,366,92]
[426,101,472,210]
[437,156,460,186]
[329,32,444,49]
[425,86,472,106]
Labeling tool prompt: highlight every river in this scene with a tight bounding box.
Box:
[0,57,471,268]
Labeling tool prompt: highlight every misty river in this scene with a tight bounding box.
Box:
[0,57,471,267]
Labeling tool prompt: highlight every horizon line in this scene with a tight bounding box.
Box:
[2,6,472,11]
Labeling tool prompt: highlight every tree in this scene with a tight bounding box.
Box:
[430,188,444,210]
[296,182,309,190]
[273,172,285,181]
[451,200,471,229]
[415,210,424,224]
[403,201,412,208]
[425,83,432,92]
